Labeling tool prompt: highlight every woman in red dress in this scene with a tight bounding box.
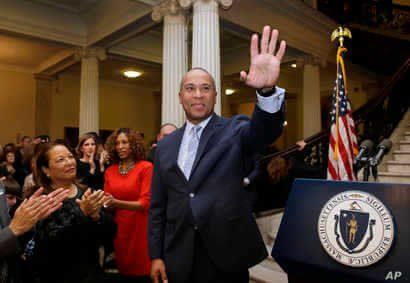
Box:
[104,128,152,282]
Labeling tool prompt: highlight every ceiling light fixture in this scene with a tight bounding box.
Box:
[123,70,142,78]
[225,89,235,95]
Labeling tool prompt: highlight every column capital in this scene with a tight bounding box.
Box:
[74,47,107,61]
[152,0,188,22]
[179,0,233,9]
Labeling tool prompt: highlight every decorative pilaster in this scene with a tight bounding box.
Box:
[300,56,322,137]
[34,74,54,136]
[180,0,233,115]
[75,47,106,136]
[152,0,188,126]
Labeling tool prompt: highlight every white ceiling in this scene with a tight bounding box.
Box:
[0,0,316,86]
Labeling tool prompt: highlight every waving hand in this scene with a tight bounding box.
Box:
[240,26,286,89]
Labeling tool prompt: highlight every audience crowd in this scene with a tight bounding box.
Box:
[0,130,160,283]
[0,125,319,283]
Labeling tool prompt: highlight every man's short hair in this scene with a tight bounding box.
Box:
[2,177,21,197]
[21,136,31,142]
[160,123,177,131]
[179,67,216,92]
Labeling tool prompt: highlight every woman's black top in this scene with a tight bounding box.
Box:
[76,160,105,191]
[30,189,116,283]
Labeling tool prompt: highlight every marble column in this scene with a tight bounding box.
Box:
[301,56,322,137]
[180,0,233,115]
[152,0,188,126]
[34,74,54,136]
[76,47,106,136]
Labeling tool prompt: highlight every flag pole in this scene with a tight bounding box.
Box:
[327,27,358,180]
[331,27,352,161]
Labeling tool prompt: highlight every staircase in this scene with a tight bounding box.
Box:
[378,109,410,184]
[250,212,287,283]
[249,111,410,282]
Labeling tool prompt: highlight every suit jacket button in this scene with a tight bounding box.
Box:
[189,193,195,198]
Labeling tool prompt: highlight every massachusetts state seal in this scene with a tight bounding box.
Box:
[317,190,394,267]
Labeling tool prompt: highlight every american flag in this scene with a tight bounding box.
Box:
[327,47,358,181]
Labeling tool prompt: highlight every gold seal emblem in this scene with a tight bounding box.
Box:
[318,190,394,267]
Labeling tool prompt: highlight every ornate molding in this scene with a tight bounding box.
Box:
[179,0,233,9]
[152,0,234,21]
[74,47,107,61]
[33,73,56,81]
[0,15,86,46]
[151,0,187,22]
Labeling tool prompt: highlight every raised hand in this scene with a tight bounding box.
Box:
[99,150,108,171]
[89,152,96,174]
[240,26,286,89]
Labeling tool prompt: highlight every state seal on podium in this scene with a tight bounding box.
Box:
[317,190,394,267]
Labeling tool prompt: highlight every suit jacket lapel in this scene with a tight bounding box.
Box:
[169,124,188,183]
[190,114,222,177]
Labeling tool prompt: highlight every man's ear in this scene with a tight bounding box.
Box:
[178,91,183,104]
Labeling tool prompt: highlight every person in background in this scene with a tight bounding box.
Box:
[147,123,177,163]
[33,135,50,145]
[19,136,33,173]
[104,128,153,283]
[1,150,26,187]
[76,133,107,191]
[2,177,21,215]
[2,151,17,176]
[22,143,49,195]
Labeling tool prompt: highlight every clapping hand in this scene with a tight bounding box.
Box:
[9,187,69,236]
[102,192,115,209]
[99,150,109,170]
[76,189,107,221]
[240,26,286,89]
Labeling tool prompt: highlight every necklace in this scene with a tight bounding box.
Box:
[119,161,135,175]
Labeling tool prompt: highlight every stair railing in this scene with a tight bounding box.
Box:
[254,58,410,216]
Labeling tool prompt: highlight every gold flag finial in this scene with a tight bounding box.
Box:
[331,27,352,47]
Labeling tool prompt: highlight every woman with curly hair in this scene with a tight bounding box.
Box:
[103,128,153,282]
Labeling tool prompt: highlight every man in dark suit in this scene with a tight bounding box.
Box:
[149,25,286,283]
